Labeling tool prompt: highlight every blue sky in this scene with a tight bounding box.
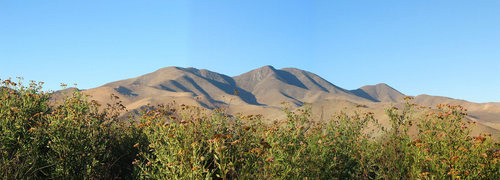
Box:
[1,0,499,103]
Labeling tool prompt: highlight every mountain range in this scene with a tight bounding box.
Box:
[67,66,500,136]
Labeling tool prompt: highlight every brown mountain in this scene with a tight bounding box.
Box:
[85,67,256,110]
[74,65,500,136]
[351,83,405,102]
[233,66,369,106]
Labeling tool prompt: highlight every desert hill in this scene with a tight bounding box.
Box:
[53,66,500,136]
[351,83,405,102]
[233,66,369,106]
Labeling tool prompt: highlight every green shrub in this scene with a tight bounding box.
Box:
[133,104,378,179]
[134,99,499,179]
[133,104,265,179]
[1,78,499,179]
[0,79,141,179]
[0,79,51,179]
[373,97,500,179]
[261,105,375,179]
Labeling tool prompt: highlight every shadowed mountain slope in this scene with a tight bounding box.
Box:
[233,66,369,106]
[87,67,259,110]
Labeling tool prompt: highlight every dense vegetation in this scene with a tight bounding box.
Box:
[1,79,499,179]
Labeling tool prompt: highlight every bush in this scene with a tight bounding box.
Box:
[1,79,499,179]
[133,104,266,179]
[374,98,500,179]
[0,79,140,179]
[0,79,51,178]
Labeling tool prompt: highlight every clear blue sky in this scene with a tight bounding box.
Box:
[1,0,499,103]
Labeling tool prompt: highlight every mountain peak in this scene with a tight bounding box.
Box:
[154,66,204,74]
[253,65,277,75]
[259,65,276,70]
[373,83,390,87]
[156,66,186,71]
[351,83,405,102]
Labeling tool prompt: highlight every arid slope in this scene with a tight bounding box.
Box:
[59,66,500,136]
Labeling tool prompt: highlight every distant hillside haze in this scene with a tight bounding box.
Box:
[65,65,500,136]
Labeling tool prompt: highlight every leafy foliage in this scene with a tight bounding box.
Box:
[1,79,499,179]
[0,79,139,179]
